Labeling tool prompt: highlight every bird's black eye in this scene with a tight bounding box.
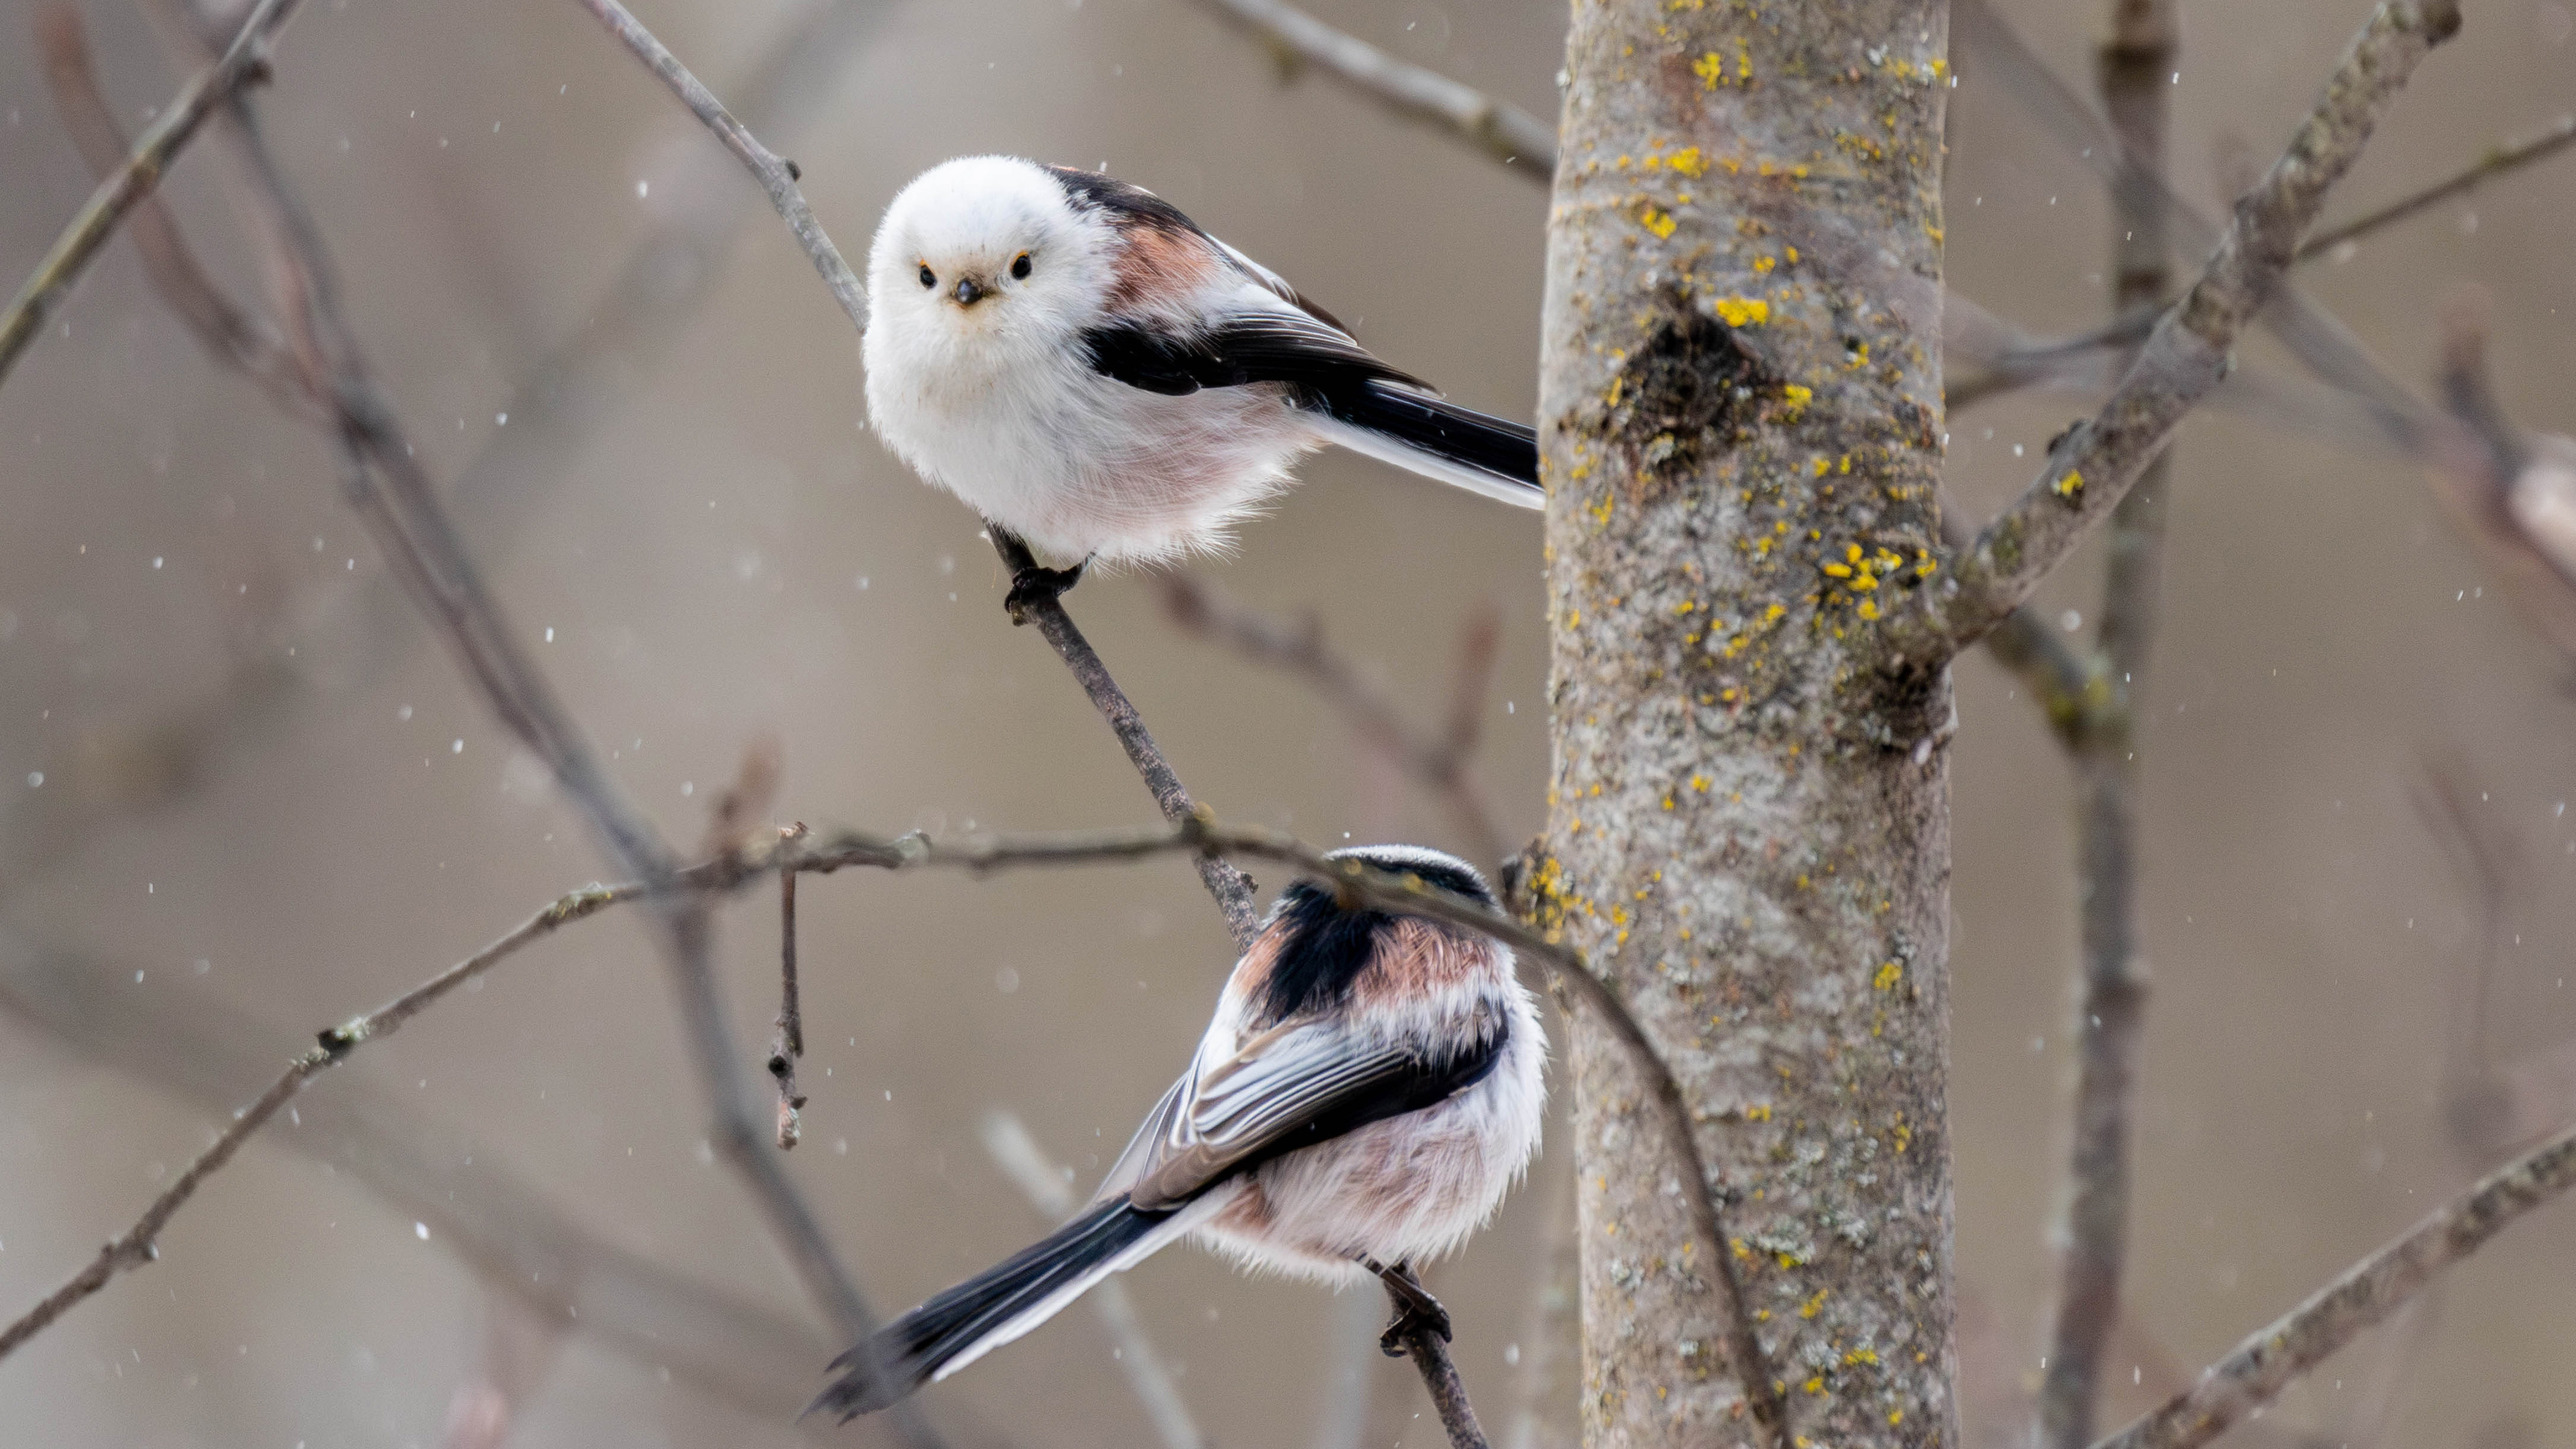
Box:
[918,265,936,289]
[1010,252,1032,281]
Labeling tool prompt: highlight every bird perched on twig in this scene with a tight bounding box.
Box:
[806,845,1546,1419]
[861,156,1543,621]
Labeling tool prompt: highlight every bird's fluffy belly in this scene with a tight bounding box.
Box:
[875,364,1323,569]
[1191,1032,1545,1283]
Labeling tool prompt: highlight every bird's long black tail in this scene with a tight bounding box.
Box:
[807,1196,1182,1421]
[1316,382,1544,510]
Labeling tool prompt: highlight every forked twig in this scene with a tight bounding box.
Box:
[1898,0,2463,664]
[0,0,302,388]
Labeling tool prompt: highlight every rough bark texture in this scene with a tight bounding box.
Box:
[1536,6,1955,1448]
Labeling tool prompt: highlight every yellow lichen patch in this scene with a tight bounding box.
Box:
[1668,145,1708,177]
[1743,1102,1771,1121]
[1803,1377,1826,1395]
[1780,382,1811,418]
[1690,774,1711,792]
[1784,245,1800,263]
[1811,456,1830,477]
[1638,205,1679,239]
[1730,1237,1750,1259]
[1693,52,1727,88]
[1857,600,1880,620]
[1821,561,1852,578]
[1844,1348,1879,1366]
[1845,339,1871,370]
[1675,599,1697,613]
[1874,959,1902,989]
[1587,492,1613,528]
[2054,469,2086,499]
[1798,1288,1829,1319]
[1890,1409,1907,1426]
[1753,254,1776,274]
[1713,296,1768,327]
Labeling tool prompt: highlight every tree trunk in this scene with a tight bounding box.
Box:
[1534,5,1956,1447]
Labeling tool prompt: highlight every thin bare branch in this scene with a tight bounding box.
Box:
[1162,576,1509,869]
[0,878,629,1363]
[772,823,811,1150]
[32,3,311,414]
[1894,0,2462,667]
[0,935,848,1429]
[992,534,1262,948]
[136,23,924,1431]
[1187,0,1556,177]
[0,0,301,389]
[2035,7,2176,1445]
[2089,1121,2576,1449]
[981,1112,1207,1449]
[2300,113,2576,260]
[0,0,885,900]
[1946,0,2448,453]
[567,0,867,331]
[1383,1298,1491,1449]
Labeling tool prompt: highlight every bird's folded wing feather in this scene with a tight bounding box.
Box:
[1115,1017,1503,1212]
[1081,302,1431,399]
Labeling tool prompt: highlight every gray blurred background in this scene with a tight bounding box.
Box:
[0,0,2571,1445]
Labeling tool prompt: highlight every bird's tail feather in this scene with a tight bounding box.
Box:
[1317,383,1545,510]
[806,1195,1195,1421]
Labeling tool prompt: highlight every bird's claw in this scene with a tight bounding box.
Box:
[1002,563,1084,625]
[1366,1259,1452,1358]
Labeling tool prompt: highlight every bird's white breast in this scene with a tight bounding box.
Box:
[863,282,1326,569]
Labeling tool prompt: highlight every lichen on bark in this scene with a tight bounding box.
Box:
[1534,3,1957,1446]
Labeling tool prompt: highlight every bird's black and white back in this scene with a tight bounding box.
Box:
[808,845,1544,1421]
[862,156,1542,570]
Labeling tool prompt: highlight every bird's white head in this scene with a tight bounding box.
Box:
[865,156,1106,360]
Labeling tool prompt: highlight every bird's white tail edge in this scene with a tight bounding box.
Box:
[928,1189,1231,1383]
[1314,417,1548,511]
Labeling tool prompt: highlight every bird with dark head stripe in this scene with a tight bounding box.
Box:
[862,156,1544,619]
[807,845,1546,1420]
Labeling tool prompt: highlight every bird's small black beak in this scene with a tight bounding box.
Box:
[953,277,984,306]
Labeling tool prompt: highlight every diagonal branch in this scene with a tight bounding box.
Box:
[992,538,1263,947]
[0,925,847,1429]
[2297,113,2576,260]
[1890,0,2462,669]
[133,9,925,1431]
[568,0,865,331]
[0,878,631,1364]
[1187,0,1556,177]
[2088,1121,2576,1449]
[32,3,311,415]
[0,0,301,389]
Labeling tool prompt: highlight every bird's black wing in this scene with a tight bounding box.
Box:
[1081,308,1426,400]
[1121,1012,1507,1212]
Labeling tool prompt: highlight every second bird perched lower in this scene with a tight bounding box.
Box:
[861,156,1543,613]
[806,845,1546,1420]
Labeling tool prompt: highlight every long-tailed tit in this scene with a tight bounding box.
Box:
[808,845,1545,1419]
[862,156,1544,618]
